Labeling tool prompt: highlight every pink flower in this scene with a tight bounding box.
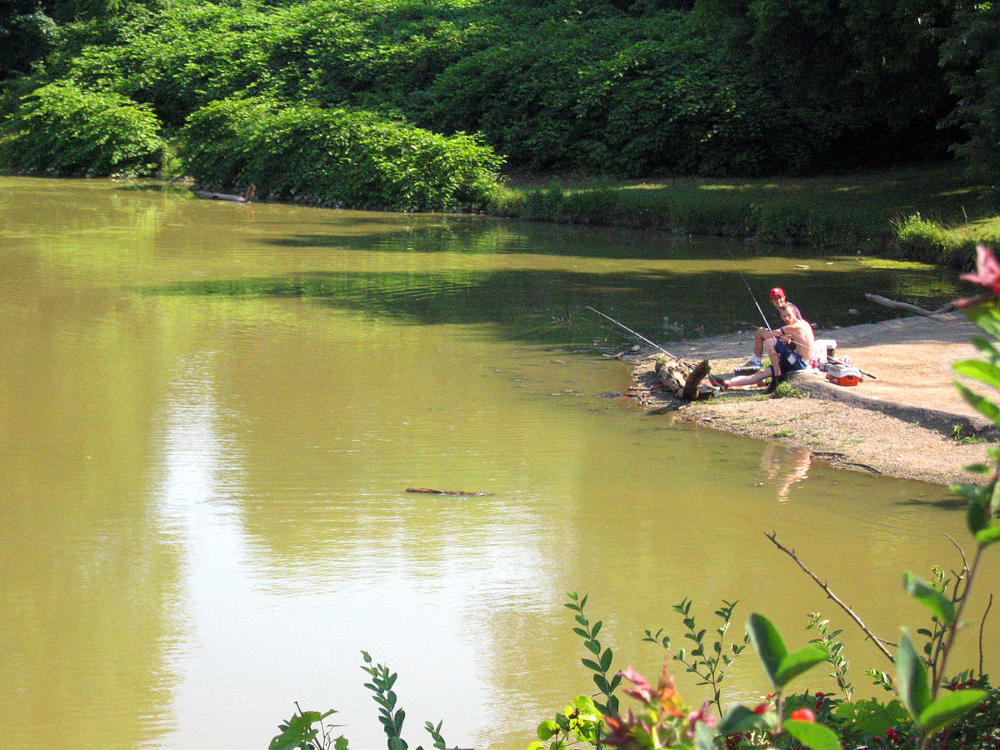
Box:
[957,244,1000,307]
[617,664,685,716]
[618,665,654,703]
[961,245,1000,292]
[686,700,718,733]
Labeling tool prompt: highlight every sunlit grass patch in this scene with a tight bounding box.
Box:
[494,164,997,258]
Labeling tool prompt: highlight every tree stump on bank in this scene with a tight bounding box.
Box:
[654,356,715,401]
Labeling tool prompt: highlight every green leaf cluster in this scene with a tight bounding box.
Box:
[747,613,829,690]
[0,81,164,176]
[565,592,620,717]
[360,652,448,750]
[894,630,987,737]
[176,96,503,211]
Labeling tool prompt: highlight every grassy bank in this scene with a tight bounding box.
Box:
[490,163,1000,267]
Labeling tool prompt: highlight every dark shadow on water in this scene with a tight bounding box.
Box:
[256,220,847,262]
[140,263,964,352]
[113,181,192,195]
[896,497,968,510]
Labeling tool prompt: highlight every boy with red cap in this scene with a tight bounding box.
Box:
[740,287,803,371]
[715,303,815,391]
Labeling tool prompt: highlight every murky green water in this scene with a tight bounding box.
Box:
[0,176,994,750]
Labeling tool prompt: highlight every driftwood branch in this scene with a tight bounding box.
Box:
[682,359,711,401]
[655,356,716,401]
[765,531,895,661]
[193,183,256,203]
[406,488,490,496]
[810,452,881,474]
[864,293,956,316]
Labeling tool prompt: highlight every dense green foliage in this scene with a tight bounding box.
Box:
[177,96,502,210]
[0,81,164,176]
[940,2,1000,190]
[0,0,997,207]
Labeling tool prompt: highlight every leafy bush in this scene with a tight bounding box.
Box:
[893,213,950,263]
[63,0,278,129]
[0,81,164,176]
[6,0,985,181]
[50,0,490,130]
[177,96,504,211]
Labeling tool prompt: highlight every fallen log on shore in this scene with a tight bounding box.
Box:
[193,184,256,203]
[864,293,956,316]
[654,356,715,401]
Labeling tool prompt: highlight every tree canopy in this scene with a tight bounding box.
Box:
[0,0,996,191]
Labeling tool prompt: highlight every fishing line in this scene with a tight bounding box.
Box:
[585,306,675,358]
[723,246,774,330]
[587,317,653,351]
[740,271,774,330]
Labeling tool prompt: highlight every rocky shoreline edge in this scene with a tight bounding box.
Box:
[626,314,999,486]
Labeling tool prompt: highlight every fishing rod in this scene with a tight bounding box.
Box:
[721,244,774,330]
[585,306,675,358]
[738,269,774,330]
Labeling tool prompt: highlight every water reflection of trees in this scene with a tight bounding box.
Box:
[145,261,959,353]
[0,298,182,749]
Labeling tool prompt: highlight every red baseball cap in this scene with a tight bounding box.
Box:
[769,287,786,299]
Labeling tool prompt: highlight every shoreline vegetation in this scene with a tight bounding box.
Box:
[490,164,1000,269]
[1,0,998,269]
[6,161,998,270]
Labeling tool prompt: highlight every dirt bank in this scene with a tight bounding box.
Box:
[630,312,998,485]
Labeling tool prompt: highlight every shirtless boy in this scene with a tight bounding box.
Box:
[743,287,803,370]
[716,304,815,389]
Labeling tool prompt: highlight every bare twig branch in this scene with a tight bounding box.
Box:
[765,532,895,662]
[946,534,970,570]
[935,544,985,699]
[980,594,993,677]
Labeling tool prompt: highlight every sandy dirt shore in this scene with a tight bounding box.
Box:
[630,312,999,486]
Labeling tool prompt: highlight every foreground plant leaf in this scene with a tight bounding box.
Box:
[954,359,1000,390]
[782,718,843,750]
[963,297,1000,339]
[903,572,956,625]
[954,381,1000,424]
[975,524,1000,547]
[775,644,829,687]
[895,629,931,722]
[954,482,993,533]
[718,704,777,734]
[917,688,988,734]
[747,613,786,687]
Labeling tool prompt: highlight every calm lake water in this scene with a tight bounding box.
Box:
[1,176,995,750]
